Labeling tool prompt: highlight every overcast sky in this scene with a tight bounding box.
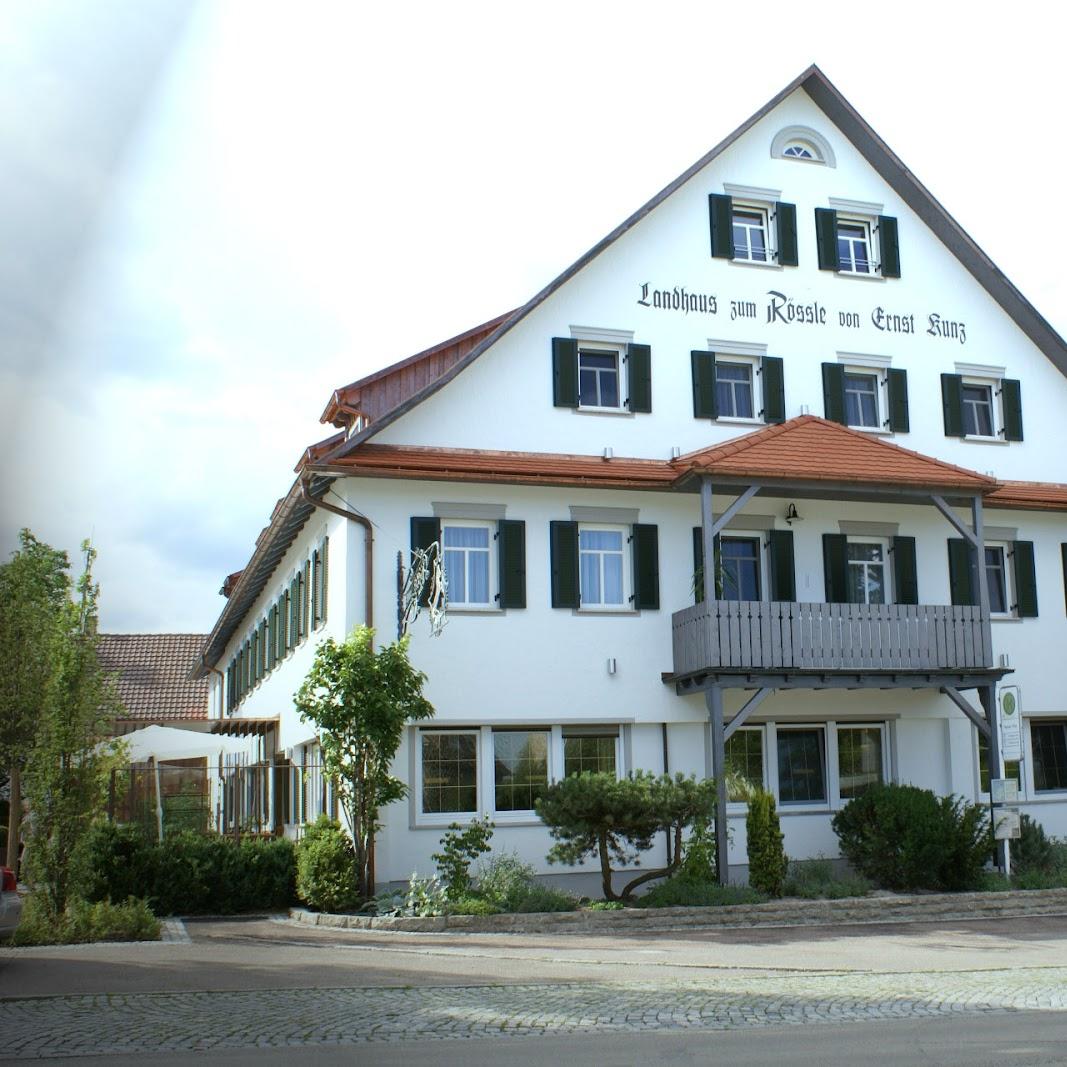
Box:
[2,0,1064,635]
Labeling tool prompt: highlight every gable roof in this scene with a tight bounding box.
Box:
[98,633,209,723]
[986,480,1067,511]
[324,65,1067,461]
[672,416,997,492]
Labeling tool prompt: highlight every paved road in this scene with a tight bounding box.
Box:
[3,914,1067,1061]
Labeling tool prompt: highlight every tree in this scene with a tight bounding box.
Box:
[746,789,787,897]
[294,626,434,900]
[536,772,717,900]
[22,541,125,918]
[0,530,70,875]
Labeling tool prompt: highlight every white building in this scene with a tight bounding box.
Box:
[193,66,1067,889]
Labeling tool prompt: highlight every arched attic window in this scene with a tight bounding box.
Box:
[771,125,836,168]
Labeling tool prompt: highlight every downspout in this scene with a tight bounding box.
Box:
[298,473,374,638]
[662,723,672,866]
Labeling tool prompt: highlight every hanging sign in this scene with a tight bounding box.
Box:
[999,685,1022,763]
[994,808,1021,840]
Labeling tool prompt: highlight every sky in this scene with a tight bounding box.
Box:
[2,0,1065,635]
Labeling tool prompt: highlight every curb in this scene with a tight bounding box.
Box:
[289,886,1067,934]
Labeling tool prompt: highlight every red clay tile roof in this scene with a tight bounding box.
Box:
[673,416,997,491]
[987,480,1067,511]
[326,443,677,489]
[98,634,209,722]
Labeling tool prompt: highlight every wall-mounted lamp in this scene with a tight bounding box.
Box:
[784,503,803,525]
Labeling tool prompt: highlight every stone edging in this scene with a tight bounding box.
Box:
[290,886,1067,934]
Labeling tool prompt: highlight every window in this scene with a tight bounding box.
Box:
[815,207,900,278]
[720,536,762,602]
[725,728,764,801]
[777,727,827,804]
[984,545,1008,615]
[715,361,755,418]
[493,730,549,812]
[846,540,888,605]
[731,206,770,263]
[1031,722,1067,792]
[442,522,492,607]
[837,727,884,799]
[771,125,836,166]
[563,734,617,777]
[784,143,814,159]
[578,346,621,409]
[940,372,1023,441]
[578,526,628,609]
[844,371,879,427]
[948,538,1038,617]
[421,731,479,814]
[977,731,1022,795]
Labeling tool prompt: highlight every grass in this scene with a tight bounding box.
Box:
[782,858,871,900]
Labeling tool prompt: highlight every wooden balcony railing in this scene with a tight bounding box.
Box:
[671,600,992,678]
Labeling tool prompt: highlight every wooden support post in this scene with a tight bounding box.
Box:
[700,477,716,608]
[706,685,729,886]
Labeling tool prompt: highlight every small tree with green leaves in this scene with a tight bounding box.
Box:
[294,626,434,901]
[536,772,717,901]
[432,816,494,899]
[0,530,71,875]
[746,789,787,897]
[22,542,126,919]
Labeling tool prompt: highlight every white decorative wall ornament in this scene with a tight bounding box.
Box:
[398,544,448,638]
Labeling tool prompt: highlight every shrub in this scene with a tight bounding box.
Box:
[637,878,763,909]
[513,883,579,913]
[12,893,160,946]
[475,853,539,912]
[747,791,787,897]
[432,817,494,898]
[782,858,870,900]
[677,818,717,884]
[296,816,360,913]
[584,900,625,911]
[832,783,991,891]
[1013,814,1055,875]
[447,895,501,916]
[405,872,448,916]
[78,823,157,906]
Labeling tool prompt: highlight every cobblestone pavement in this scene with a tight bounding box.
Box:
[3,967,1067,1059]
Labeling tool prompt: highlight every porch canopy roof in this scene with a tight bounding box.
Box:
[671,415,997,503]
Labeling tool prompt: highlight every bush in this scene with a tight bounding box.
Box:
[475,853,539,912]
[1013,814,1056,875]
[447,895,501,916]
[432,817,493,898]
[79,824,296,916]
[513,883,579,913]
[832,783,991,891]
[782,858,870,900]
[677,818,717,884]
[747,791,787,897]
[11,893,160,946]
[296,817,360,913]
[637,878,763,908]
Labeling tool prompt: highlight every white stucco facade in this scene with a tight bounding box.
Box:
[201,76,1067,889]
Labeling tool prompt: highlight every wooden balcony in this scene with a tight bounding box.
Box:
[671,600,992,679]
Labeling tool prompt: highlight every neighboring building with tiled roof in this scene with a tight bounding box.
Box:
[196,66,1067,888]
[99,634,209,724]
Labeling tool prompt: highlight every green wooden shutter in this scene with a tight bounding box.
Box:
[1001,378,1023,441]
[775,202,798,266]
[886,368,910,432]
[822,363,846,424]
[692,526,704,604]
[815,208,839,270]
[321,536,329,623]
[289,577,299,646]
[497,519,526,609]
[550,521,579,608]
[941,374,964,437]
[1012,541,1038,617]
[691,350,717,419]
[768,529,796,602]
[411,516,441,607]
[631,524,659,610]
[552,338,579,408]
[311,549,322,626]
[626,343,652,413]
[947,538,976,606]
[302,560,312,635]
[878,215,901,277]
[1062,543,1067,615]
[708,193,734,258]
[892,536,919,605]
[823,534,849,603]
[761,355,785,423]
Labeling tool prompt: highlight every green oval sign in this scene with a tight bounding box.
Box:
[1002,692,1016,716]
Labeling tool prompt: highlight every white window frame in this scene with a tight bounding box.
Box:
[561,728,622,780]
[724,724,767,810]
[846,536,892,606]
[731,201,773,264]
[491,727,554,820]
[974,726,1025,802]
[842,367,884,430]
[834,723,890,806]
[836,215,875,276]
[714,357,760,422]
[961,376,999,439]
[577,523,631,612]
[416,728,481,821]
[577,342,625,412]
[982,541,1013,617]
[441,519,497,611]
[1027,719,1067,796]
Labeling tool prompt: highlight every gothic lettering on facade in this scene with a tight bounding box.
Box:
[637,282,718,315]
[839,311,860,329]
[766,290,827,326]
[927,313,967,344]
[730,299,757,321]
[871,307,916,334]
